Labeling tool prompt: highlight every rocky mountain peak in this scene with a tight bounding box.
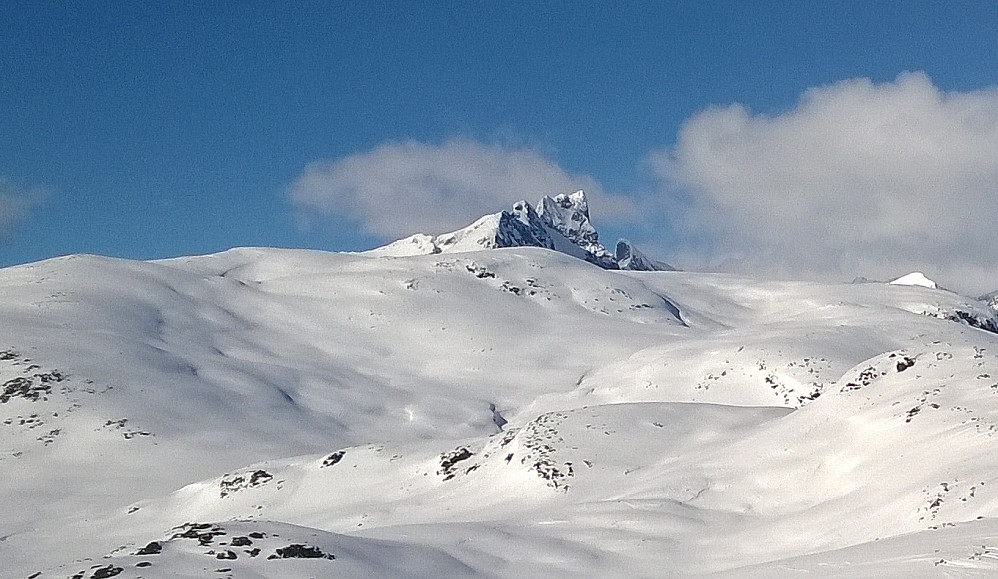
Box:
[537,191,610,263]
[615,239,675,272]
[369,190,668,271]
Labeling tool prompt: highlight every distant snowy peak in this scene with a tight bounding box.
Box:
[615,239,675,272]
[370,233,440,257]
[890,272,938,289]
[979,290,998,313]
[368,190,664,271]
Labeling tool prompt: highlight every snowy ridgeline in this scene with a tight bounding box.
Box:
[3,245,998,577]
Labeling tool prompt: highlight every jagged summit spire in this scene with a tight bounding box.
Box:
[538,192,601,249]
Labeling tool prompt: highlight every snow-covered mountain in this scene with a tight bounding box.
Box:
[979,289,998,313]
[4,245,998,577]
[614,238,674,272]
[890,271,938,289]
[369,190,669,271]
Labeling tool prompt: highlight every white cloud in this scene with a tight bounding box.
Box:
[653,72,998,295]
[0,177,44,235]
[290,138,630,240]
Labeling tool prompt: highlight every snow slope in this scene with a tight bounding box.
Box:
[2,246,998,577]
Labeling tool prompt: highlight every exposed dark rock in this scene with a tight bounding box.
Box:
[34,370,65,383]
[947,310,998,335]
[841,366,887,393]
[1,377,50,403]
[438,447,474,481]
[220,469,273,498]
[466,264,495,279]
[91,565,123,579]
[135,541,162,555]
[321,450,345,468]
[172,522,227,545]
[267,544,335,560]
[896,356,916,372]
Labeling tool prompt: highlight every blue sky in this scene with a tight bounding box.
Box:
[3,2,998,292]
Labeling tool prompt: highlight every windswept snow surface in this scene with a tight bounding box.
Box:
[3,247,998,577]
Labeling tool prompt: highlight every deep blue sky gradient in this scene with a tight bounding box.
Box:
[2,1,997,265]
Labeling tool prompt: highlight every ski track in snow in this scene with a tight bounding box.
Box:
[2,247,998,577]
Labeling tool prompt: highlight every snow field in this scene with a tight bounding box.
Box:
[2,247,998,577]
